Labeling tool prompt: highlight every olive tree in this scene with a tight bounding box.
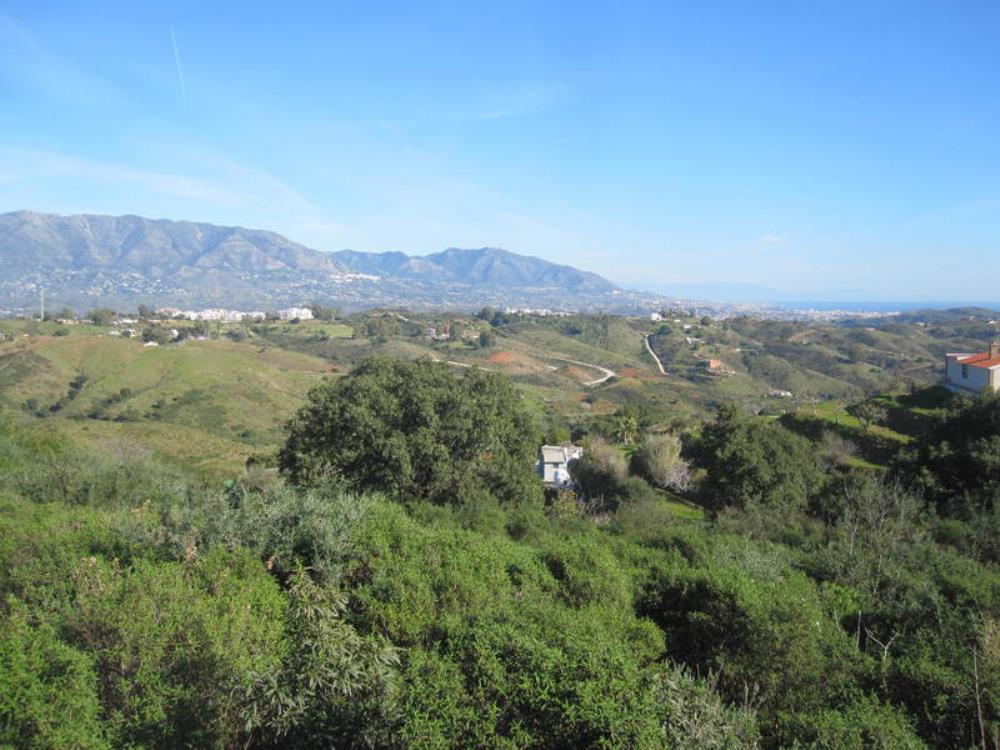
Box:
[639,432,692,493]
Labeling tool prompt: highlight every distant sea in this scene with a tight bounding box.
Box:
[777,301,1000,313]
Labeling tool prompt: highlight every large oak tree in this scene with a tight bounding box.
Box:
[279,357,541,506]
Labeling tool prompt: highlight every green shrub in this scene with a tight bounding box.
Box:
[0,599,109,750]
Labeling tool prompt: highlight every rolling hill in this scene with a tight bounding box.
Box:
[4,306,992,478]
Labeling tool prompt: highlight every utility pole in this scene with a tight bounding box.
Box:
[39,288,45,321]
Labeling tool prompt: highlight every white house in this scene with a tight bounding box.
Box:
[537,444,583,487]
[279,306,314,321]
[945,343,1000,395]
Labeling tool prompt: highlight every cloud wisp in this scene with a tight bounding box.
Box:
[169,23,187,104]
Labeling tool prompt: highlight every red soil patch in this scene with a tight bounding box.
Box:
[487,350,519,365]
[559,364,593,381]
[486,350,550,375]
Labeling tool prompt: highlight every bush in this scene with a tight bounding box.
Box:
[638,432,692,493]
[570,437,628,510]
[65,548,287,748]
[238,572,399,749]
[0,599,109,749]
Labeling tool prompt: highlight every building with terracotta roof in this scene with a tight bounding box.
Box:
[944,342,1000,394]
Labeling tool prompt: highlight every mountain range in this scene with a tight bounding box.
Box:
[0,210,643,313]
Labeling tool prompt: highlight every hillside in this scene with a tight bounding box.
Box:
[0,327,333,474]
[5,309,994,479]
[0,210,640,313]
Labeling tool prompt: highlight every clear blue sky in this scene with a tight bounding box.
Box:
[1,1,998,302]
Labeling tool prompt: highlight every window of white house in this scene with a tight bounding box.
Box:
[962,364,969,379]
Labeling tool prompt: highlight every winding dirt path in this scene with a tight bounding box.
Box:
[643,334,667,375]
[549,356,616,386]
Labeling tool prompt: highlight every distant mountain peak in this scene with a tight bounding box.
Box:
[0,210,636,312]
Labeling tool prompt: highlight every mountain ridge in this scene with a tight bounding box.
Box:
[0,210,634,312]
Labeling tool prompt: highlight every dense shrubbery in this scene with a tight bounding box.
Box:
[907,392,1000,512]
[695,404,824,514]
[3,368,1000,748]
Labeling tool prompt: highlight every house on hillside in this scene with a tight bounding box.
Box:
[537,444,583,488]
[945,343,1000,394]
[279,307,314,321]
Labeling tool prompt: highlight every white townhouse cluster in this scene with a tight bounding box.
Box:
[157,307,265,322]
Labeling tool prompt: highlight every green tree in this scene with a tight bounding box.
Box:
[909,393,1000,512]
[307,302,338,321]
[611,413,639,444]
[86,308,116,326]
[141,326,171,344]
[853,400,889,434]
[478,329,496,348]
[695,405,823,513]
[279,357,541,506]
[51,306,75,321]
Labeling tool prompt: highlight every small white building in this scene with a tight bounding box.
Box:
[945,343,1000,395]
[537,444,583,487]
[279,307,314,321]
[650,312,663,322]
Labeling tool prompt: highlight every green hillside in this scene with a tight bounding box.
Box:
[0,326,332,475]
[1,308,996,475]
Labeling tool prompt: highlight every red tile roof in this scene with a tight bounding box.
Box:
[956,351,1000,368]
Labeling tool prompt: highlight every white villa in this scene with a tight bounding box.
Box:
[944,343,1000,395]
[279,306,314,321]
[537,444,583,488]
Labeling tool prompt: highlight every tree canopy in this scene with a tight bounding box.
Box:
[279,357,541,506]
[695,404,824,513]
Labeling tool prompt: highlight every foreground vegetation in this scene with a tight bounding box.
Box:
[3,345,1000,749]
[2,308,1000,747]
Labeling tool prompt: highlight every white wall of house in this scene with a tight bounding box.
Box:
[945,356,997,393]
[538,445,583,486]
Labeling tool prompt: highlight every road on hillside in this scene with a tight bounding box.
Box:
[549,356,616,386]
[643,334,667,375]
[433,354,615,386]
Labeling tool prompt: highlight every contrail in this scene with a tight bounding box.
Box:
[169,23,186,103]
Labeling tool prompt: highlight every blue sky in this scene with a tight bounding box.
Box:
[1,1,998,302]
